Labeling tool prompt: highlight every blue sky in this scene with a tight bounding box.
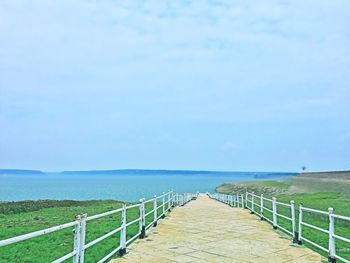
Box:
[0,0,349,172]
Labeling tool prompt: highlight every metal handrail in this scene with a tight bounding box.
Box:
[211,191,350,262]
[0,190,197,263]
[0,221,78,247]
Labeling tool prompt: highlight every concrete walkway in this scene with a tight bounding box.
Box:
[111,194,324,263]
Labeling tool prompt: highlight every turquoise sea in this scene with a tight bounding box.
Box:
[0,171,296,202]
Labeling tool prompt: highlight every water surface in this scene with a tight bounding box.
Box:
[0,172,296,202]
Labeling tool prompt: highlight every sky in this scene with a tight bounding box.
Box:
[0,0,349,172]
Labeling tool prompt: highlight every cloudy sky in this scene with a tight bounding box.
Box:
[0,0,349,172]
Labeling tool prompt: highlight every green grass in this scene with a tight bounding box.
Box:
[286,177,350,197]
[0,199,169,263]
[217,181,350,261]
[277,192,350,261]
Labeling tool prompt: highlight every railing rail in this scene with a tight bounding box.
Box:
[0,190,197,263]
[299,205,350,263]
[245,192,296,237]
[209,191,350,263]
[207,192,245,209]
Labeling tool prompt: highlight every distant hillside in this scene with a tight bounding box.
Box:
[216,171,350,198]
[61,169,235,175]
[299,171,350,180]
[60,169,297,177]
[0,169,44,175]
[253,172,297,179]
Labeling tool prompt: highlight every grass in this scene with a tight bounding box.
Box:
[216,179,350,261]
[217,176,350,198]
[0,199,169,263]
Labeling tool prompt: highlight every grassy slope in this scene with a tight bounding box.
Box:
[0,200,162,263]
[300,171,350,180]
[216,175,350,260]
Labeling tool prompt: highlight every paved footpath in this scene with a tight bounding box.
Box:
[111,194,324,263]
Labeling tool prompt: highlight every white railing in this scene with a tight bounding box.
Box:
[245,192,296,239]
[0,190,197,263]
[299,205,350,263]
[209,191,350,263]
[174,192,198,206]
[207,192,245,208]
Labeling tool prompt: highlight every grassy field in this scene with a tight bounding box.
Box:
[216,174,350,261]
[0,199,166,263]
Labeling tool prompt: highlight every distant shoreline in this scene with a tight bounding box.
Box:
[0,169,44,175]
[0,168,297,176]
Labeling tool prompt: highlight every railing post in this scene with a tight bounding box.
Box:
[73,214,87,263]
[328,208,336,263]
[167,192,171,211]
[171,190,175,208]
[298,204,303,245]
[241,194,244,208]
[162,192,165,218]
[153,195,157,227]
[245,192,248,208]
[139,198,146,239]
[251,192,255,214]
[260,194,264,220]
[233,195,236,207]
[290,200,297,243]
[119,205,127,256]
[73,215,81,263]
[272,197,277,229]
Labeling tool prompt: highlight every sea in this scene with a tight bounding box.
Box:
[0,171,297,202]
